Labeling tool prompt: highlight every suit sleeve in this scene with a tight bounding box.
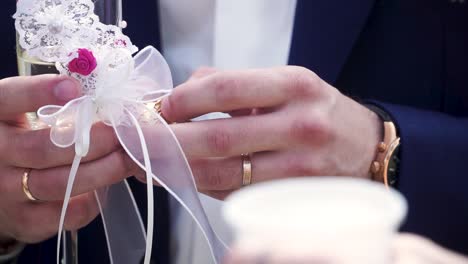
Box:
[372,102,468,255]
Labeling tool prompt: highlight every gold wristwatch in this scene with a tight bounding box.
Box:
[367,105,401,188]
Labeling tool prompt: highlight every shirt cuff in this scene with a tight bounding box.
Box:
[0,240,25,264]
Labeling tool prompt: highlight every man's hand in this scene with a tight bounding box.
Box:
[0,75,137,243]
[161,66,382,199]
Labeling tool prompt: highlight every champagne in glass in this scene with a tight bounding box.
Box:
[17,46,57,130]
[15,0,123,263]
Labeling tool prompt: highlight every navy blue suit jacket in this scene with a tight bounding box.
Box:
[1,0,467,262]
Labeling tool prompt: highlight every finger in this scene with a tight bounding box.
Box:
[25,150,135,201]
[227,108,275,117]
[201,190,233,201]
[227,109,254,117]
[171,115,291,158]
[163,68,296,122]
[3,123,120,169]
[0,75,81,120]
[190,157,242,191]
[190,150,314,191]
[14,192,99,243]
[63,192,100,231]
[187,67,217,81]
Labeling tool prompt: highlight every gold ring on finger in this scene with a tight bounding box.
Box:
[241,154,252,186]
[22,168,40,202]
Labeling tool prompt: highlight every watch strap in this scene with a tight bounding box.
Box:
[365,103,401,188]
[365,104,393,122]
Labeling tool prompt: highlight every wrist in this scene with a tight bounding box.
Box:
[366,110,384,179]
[340,96,383,179]
[365,103,401,188]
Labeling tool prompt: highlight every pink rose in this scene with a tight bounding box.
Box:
[68,49,97,76]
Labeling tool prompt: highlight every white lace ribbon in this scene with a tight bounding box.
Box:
[37,46,227,264]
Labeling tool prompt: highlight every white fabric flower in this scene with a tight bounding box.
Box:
[92,23,139,55]
[14,0,99,62]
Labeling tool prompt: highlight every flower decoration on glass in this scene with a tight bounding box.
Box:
[68,48,97,76]
[14,0,227,264]
[13,0,99,62]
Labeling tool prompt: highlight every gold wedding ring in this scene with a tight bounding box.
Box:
[154,99,163,115]
[22,168,39,202]
[153,99,172,124]
[241,154,252,186]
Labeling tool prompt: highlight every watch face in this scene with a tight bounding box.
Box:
[387,145,400,187]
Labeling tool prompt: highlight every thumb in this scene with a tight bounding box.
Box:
[0,74,81,120]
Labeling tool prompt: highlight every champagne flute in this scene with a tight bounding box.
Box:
[16,0,122,263]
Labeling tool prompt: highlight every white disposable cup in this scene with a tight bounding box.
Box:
[223,177,408,264]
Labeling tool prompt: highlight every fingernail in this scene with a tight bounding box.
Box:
[53,79,80,101]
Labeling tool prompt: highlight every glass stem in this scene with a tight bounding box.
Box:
[62,230,78,264]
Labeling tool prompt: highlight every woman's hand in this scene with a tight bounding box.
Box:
[0,75,136,243]
[162,66,382,199]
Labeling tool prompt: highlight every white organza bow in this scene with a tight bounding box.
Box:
[37,46,227,264]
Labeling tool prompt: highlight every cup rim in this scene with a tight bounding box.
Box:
[223,177,408,235]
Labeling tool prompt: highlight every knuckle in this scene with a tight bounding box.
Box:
[206,128,233,155]
[212,76,242,105]
[286,66,320,98]
[204,170,224,189]
[14,130,49,166]
[288,115,331,144]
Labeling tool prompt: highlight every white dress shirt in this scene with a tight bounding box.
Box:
[158,1,297,263]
